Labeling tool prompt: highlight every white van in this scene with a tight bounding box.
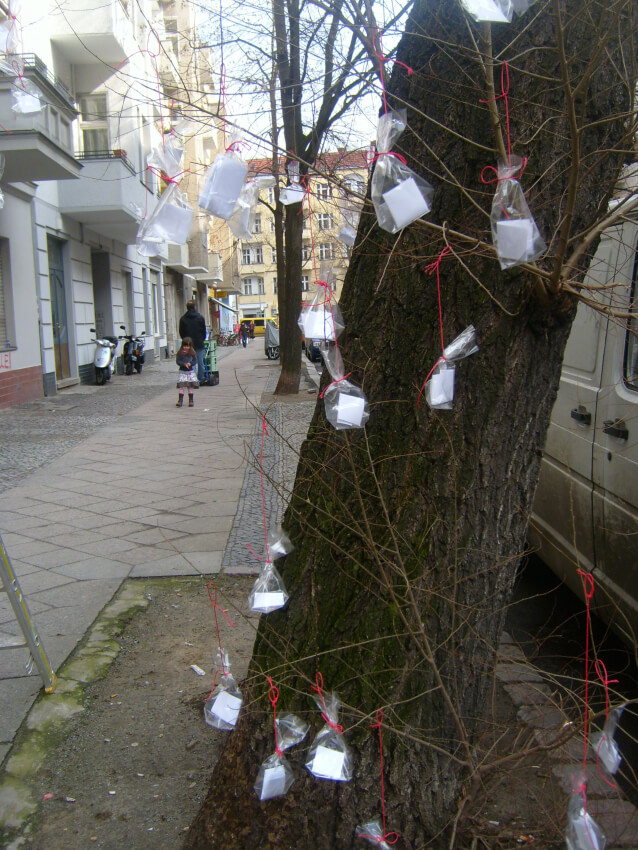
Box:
[528,216,638,645]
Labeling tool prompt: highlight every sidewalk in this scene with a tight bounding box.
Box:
[0,341,316,767]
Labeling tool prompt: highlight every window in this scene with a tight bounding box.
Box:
[242,247,251,265]
[344,176,366,198]
[273,277,277,295]
[79,93,109,153]
[301,275,309,292]
[318,242,334,260]
[317,213,334,231]
[271,247,277,264]
[258,277,265,295]
[270,218,275,233]
[254,245,263,264]
[301,244,311,262]
[268,187,276,205]
[243,278,254,295]
[163,16,179,59]
[316,183,332,199]
[624,242,638,390]
[253,213,262,234]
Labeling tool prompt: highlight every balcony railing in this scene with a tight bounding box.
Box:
[5,54,75,111]
[76,149,136,176]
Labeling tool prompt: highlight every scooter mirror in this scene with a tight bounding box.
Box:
[90,328,96,333]
[120,325,126,330]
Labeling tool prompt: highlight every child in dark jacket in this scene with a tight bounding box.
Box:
[176,337,199,407]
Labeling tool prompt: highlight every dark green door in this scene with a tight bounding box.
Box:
[47,236,70,381]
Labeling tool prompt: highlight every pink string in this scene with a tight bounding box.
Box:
[417,247,452,407]
[594,659,620,788]
[267,677,283,757]
[372,27,413,115]
[311,673,344,733]
[359,710,399,845]
[369,151,408,168]
[319,372,352,399]
[577,569,595,770]
[206,581,236,695]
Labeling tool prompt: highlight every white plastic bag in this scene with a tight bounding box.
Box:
[306,690,353,782]
[371,110,434,233]
[489,157,545,269]
[275,713,310,751]
[204,673,243,731]
[591,705,624,776]
[199,150,248,220]
[136,183,194,255]
[12,78,44,114]
[298,288,345,343]
[320,344,345,383]
[249,563,289,614]
[267,526,293,561]
[355,821,394,850]
[460,0,514,22]
[147,137,184,181]
[228,180,260,240]
[323,380,369,430]
[0,19,19,54]
[254,752,295,801]
[566,789,606,850]
[424,326,479,410]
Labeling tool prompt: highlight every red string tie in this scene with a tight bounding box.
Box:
[417,247,452,407]
[311,672,343,733]
[369,151,407,168]
[146,165,189,186]
[267,677,283,756]
[593,658,620,788]
[577,569,595,771]
[319,372,352,400]
[359,709,399,845]
[372,27,413,114]
[480,158,527,185]
[225,140,246,154]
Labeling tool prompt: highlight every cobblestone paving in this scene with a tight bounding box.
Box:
[0,352,234,494]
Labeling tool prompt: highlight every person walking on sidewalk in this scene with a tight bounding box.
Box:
[239,322,248,348]
[175,337,199,407]
[179,300,207,382]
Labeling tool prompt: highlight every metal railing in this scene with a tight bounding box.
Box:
[3,53,75,109]
[76,149,136,176]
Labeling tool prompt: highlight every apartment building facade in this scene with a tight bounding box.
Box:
[0,0,218,407]
[216,150,369,327]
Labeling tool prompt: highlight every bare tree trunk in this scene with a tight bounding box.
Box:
[276,199,304,393]
[186,0,634,846]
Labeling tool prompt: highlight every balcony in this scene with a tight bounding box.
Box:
[165,242,222,283]
[0,55,80,182]
[58,150,157,244]
[50,0,136,66]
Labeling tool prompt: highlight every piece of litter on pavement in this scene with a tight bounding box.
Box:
[130,742,139,747]
[43,793,54,800]
[137,773,144,778]
[184,642,194,647]
[64,796,76,803]
[190,664,206,676]
[108,790,116,796]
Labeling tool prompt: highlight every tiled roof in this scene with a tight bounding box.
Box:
[246,148,370,179]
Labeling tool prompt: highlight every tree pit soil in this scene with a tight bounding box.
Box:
[13,576,573,849]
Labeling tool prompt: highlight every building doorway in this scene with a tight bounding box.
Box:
[47,236,71,382]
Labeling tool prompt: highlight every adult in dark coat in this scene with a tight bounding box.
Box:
[179,300,207,382]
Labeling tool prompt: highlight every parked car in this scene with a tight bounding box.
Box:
[304,337,322,362]
[246,317,278,337]
[528,214,638,646]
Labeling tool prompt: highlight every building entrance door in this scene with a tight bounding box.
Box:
[47,236,71,381]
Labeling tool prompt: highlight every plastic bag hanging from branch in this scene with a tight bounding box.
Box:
[147,136,184,182]
[566,774,606,850]
[298,286,345,343]
[484,156,545,269]
[305,675,354,782]
[249,563,289,614]
[204,671,243,730]
[267,526,293,561]
[421,326,479,410]
[371,109,434,233]
[198,143,248,221]
[280,160,305,206]
[591,703,625,778]
[275,713,310,752]
[355,821,395,850]
[228,180,260,240]
[136,182,194,256]
[253,680,301,802]
[355,710,399,848]
[323,379,370,431]
[459,0,514,22]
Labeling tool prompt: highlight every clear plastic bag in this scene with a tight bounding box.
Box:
[320,344,345,382]
[566,789,606,850]
[136,183,194,255]
[424,326,478,411]
[355,820,394,850]
[490,158,545,269]
[267,526,293,561]
[199,150,248,220]
[306,724,353,781]
[254,752,295,801]
[12,78,44,114]
[275,713,310,751]
[460,0,514,22]
[147,137,184,181]
[228,180,260,240]
[0,19,19,54]
[249,563,289,614]
[298,288,345,342]
[281,160,305,205]
[591,705,624,776]
[323,380,369,430]
[204,673,243,730]
[371,110,434,234]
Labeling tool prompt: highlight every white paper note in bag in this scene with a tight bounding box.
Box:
[211,690,242,725]
[429,369,455,407]
[303,310,331,340]
[260,764,287,800]
[461,0,511,21]
[152,204,194,244]
[252,592,286,611]
[382,178,430,230]
[336,394,365,427]
[496,218,534,261]
[311,746,345,779]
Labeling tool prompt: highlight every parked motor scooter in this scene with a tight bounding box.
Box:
[120,325,146,375]
[90,328,119,386]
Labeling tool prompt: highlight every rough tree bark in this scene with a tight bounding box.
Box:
[186,0,634,846]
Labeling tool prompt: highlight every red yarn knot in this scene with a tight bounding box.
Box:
[369,151,407,168]
[311,672,344,734]
[480,158,527,185]
[319,372,352,400]
[267,676,283,756]
[577,569,595,600]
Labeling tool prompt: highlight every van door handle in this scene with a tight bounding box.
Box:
[603,419,629,441]
[571,406,592,426]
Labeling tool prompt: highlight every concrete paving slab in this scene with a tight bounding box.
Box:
[173,532,231,552]
[0,679,42,742]
[122,527,186,546]
[18,548,88,569]
[128,558,202,578]
[51,559,132,581]
[13,570,74,595]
